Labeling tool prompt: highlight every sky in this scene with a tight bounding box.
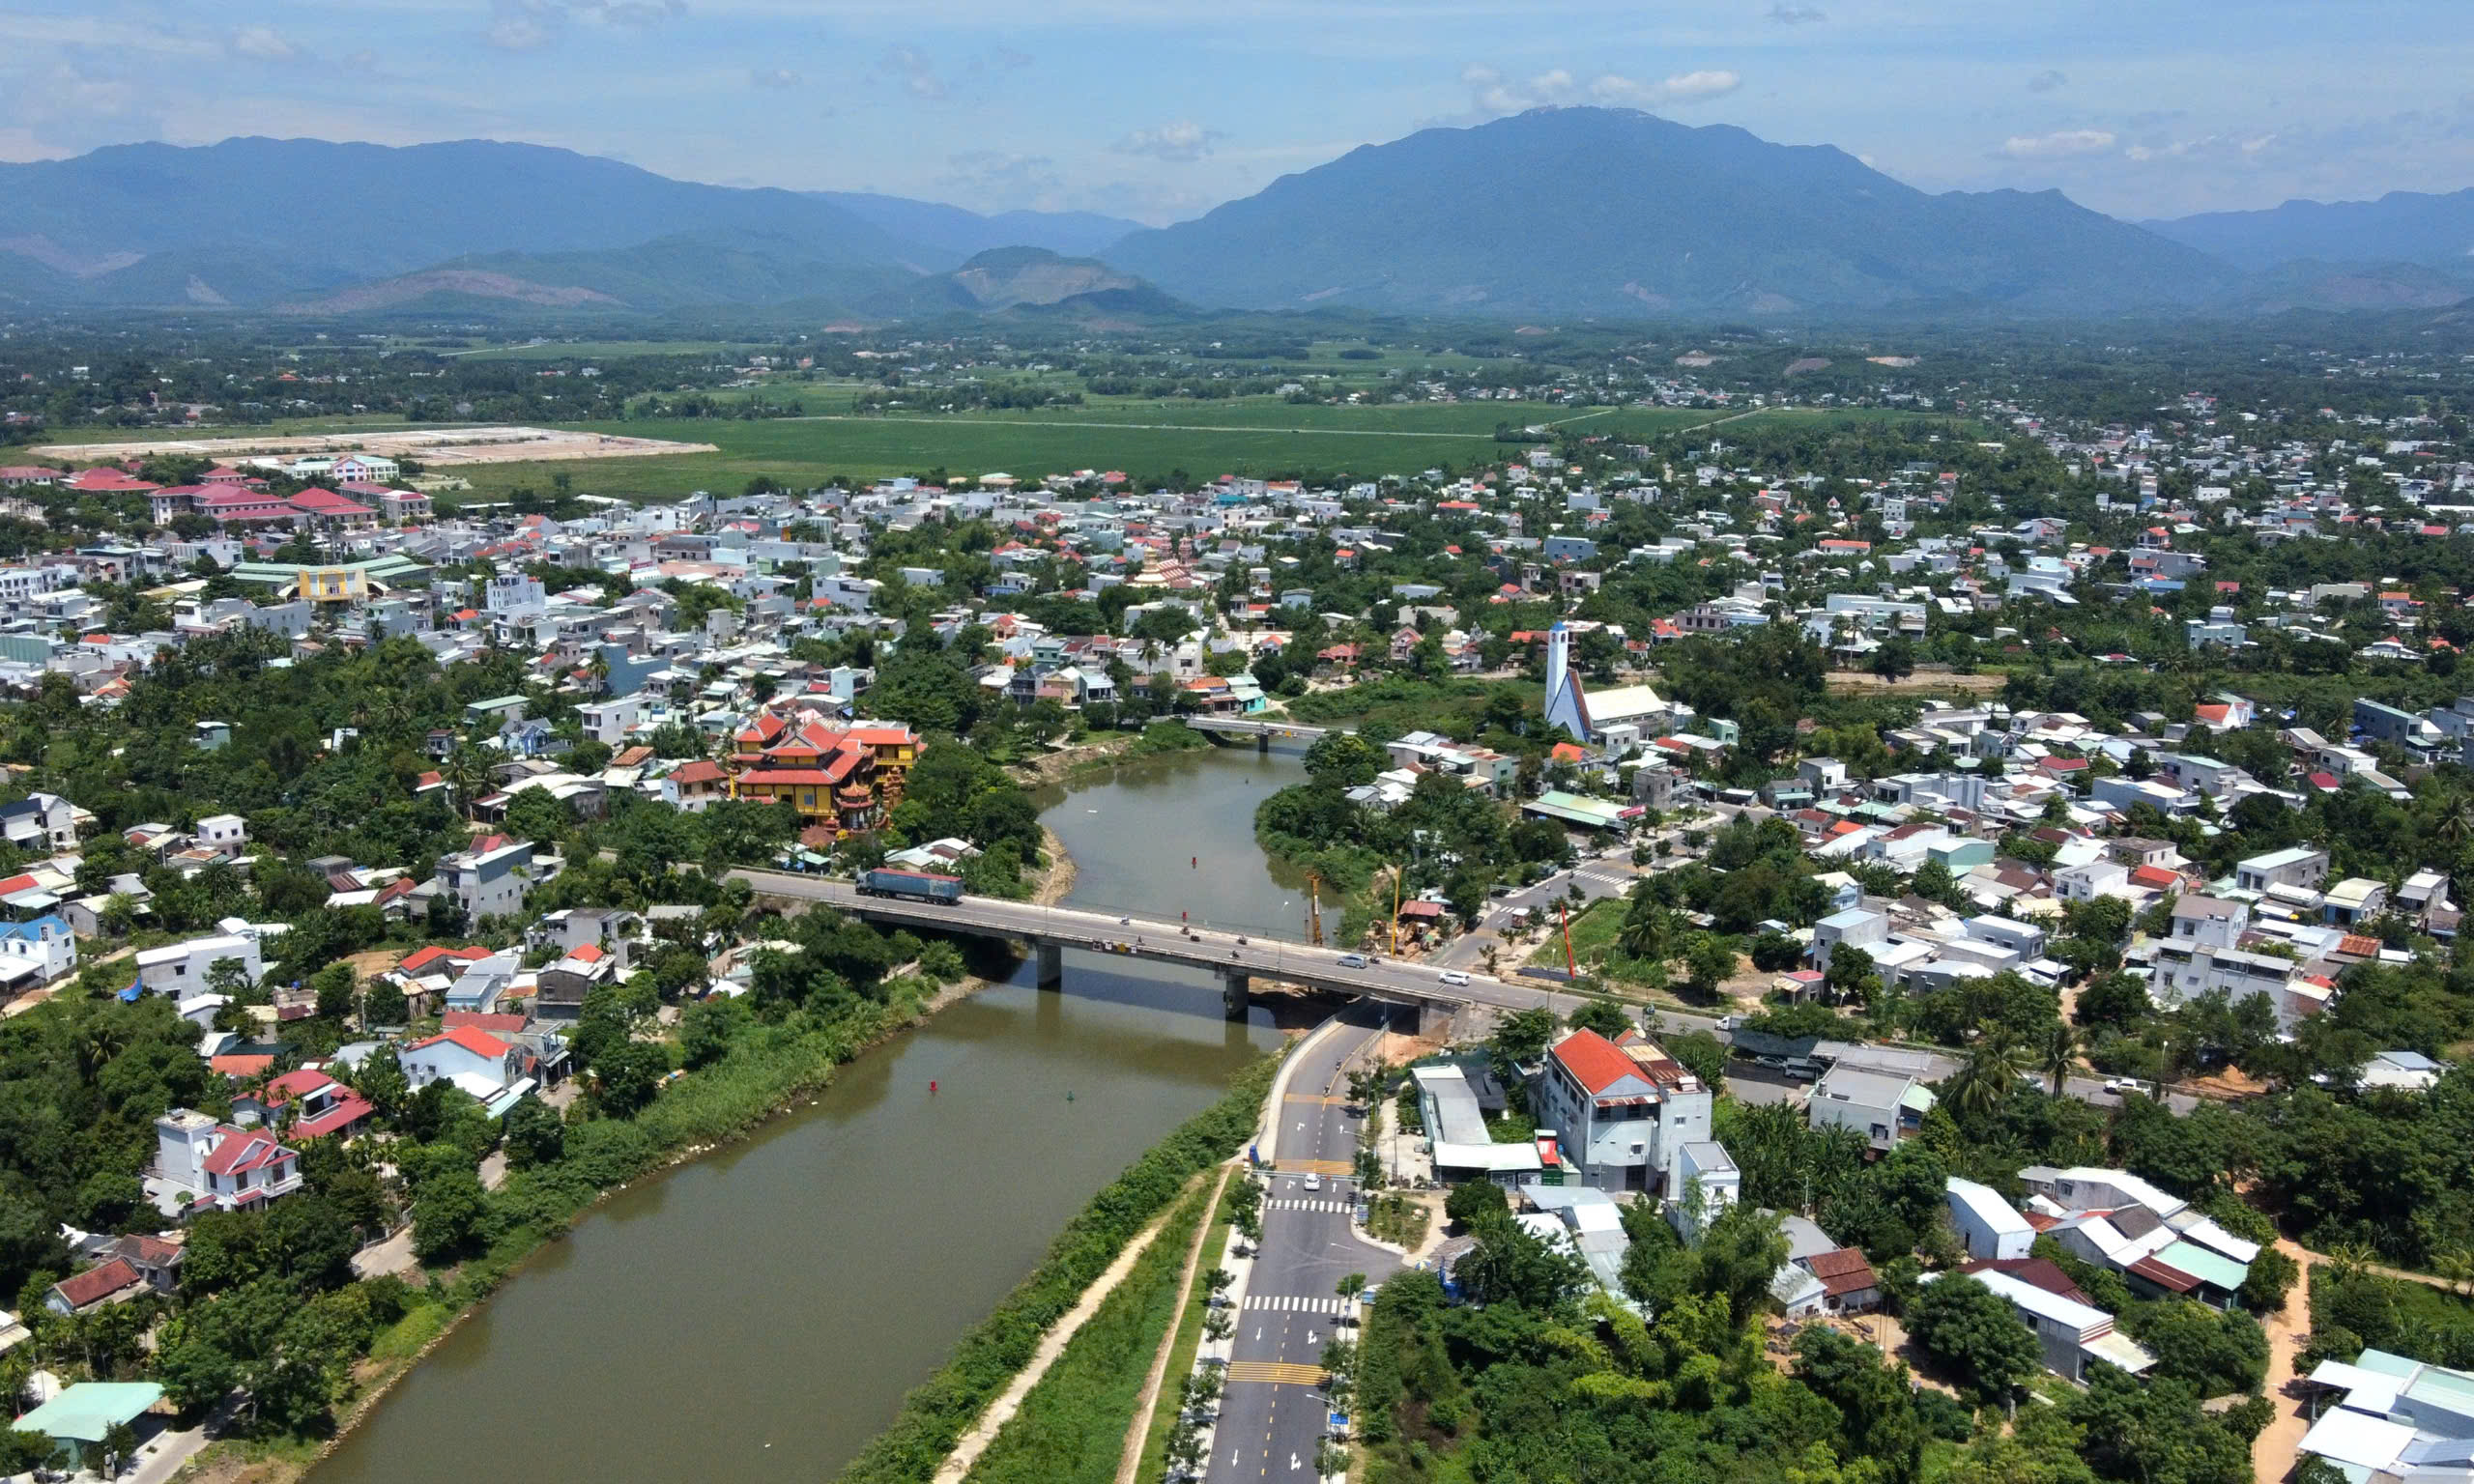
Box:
[4,0,2471,227]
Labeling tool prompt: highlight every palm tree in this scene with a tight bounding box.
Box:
[76,1018,130,1081]
[2323,1241,2377,1285]
[1945,1036,2031,1119]
[2039,1021,2080,1097]
[441,747,490,821]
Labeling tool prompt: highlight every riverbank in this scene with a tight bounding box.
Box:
[832,1056,1279,1484]
[1013,721,1215,788]
[187,840,1091,1484]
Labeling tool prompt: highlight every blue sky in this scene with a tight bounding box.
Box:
[5,0,2470,225]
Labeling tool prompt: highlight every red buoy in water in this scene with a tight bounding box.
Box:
[929,1080,938,1094]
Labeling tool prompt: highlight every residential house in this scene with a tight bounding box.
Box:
[1946,1176,2034,1261]
[1940,1267,2155,1383]
[1806,1065,1936,1154]
[397,1024,524,1095]
[1525,1029,1714,1196]
[432,835,559,925]
[134,932,264,997]
[0,911,74,991]
[0,792,80,852]
[150,1107,302,1214]
[233,1069,375,1141]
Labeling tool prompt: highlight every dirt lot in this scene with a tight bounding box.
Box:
[1824,669,2008,697]
[34,425,717,467]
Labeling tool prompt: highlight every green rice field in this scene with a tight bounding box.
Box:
[446,398,1803,498]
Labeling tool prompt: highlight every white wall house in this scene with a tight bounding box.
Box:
[135,933,264,996]
[153,1108,302,1213]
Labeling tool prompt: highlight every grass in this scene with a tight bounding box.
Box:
[436,398,1758,499]
[366,1302,451,1363]
[1366,1192,1429,1249]
[1134,1179,1242,1484]
[962,1181,1215,1484]
[441,338,752,360]
[834,1056,1278,1484]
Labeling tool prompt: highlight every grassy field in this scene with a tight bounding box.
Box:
[963,1181,1214,1484]
[435,338,755,360]
[441,398,1782,498]
[1133,1180,1240,1484]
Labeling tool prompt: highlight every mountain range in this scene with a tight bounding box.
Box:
[0,118,2467,323]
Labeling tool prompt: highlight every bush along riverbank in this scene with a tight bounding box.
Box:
[956,1179,1215,1484]
[834,1054,1280,1484]
[169,867,1058,1484]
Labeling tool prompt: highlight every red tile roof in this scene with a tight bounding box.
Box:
[202,1126,291,1177]
[443,1012,530,1037]
[399,944,490,976]
[1802,1247,1880,1296]
[53,1258,142,1309]
[1550,1029,1647,1097]
[411,1024,512,1060]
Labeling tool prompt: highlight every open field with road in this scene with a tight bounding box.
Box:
[31,424,717,467]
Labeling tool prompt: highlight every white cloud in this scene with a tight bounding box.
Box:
[2000,128,2115,159]
[1113,119,1223,163]
[879,44,946,100]
[229,25,299,61]
[1462,64,1740,118]
[2027,69,2066,93]
[486,16,557,50]
[750,66,800,88]
[1766,4,1827,23]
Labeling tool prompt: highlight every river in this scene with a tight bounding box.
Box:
[313,742,1306,1484]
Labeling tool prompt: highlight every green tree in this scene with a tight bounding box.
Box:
[593,1039,669,1118]
[1446,1179,1509,1231]
[410,1166,488,1264]
[1906,1274,2042,1400]
[1302,732,1384,788]
[502,1096,565,1170]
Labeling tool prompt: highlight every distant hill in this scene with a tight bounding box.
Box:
[1103,106,2235,319]
[817,193,1142,260]
[0,137,1145,313]
[0,137,945,307]
[2148,188,2474,271]
[8,127,2473,325]
[279,237,1188,322]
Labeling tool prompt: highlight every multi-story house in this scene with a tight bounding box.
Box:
[152,1108,302,1214]
[433,835,560,925]
[1524,1029,1714,1196]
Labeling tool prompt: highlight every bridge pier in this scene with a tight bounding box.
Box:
[1036,941,1063,992]
[1219,969,1250,1020]
[1256,731,1270,754]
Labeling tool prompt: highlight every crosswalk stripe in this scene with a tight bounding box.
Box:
[1240,1295,1347,1314]
[1223,1361,1328,1385]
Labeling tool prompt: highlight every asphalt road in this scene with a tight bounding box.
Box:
[1209,1008,1400,1484]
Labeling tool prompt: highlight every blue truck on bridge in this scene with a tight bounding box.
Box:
[855,870,964,904]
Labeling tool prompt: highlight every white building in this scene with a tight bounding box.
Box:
[134,932,265,996]
[151,1108,302,1214]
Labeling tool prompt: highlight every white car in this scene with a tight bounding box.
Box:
[1304,1173,1323,1192]
[1437,970,1471,986]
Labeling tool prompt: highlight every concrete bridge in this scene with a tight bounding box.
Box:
[729,869,1572,1022]
[1178,715,1341,752]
